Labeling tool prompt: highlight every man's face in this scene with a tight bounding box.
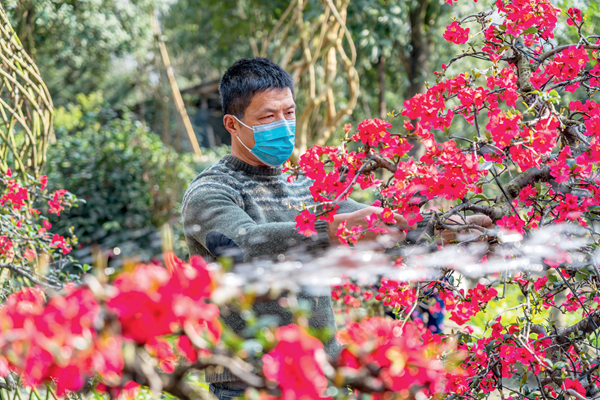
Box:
[224,88,296,166]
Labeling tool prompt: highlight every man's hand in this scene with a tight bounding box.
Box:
[438,214,493,244]
[327,206,416,245]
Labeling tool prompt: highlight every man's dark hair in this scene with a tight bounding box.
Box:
[219,57,294,118]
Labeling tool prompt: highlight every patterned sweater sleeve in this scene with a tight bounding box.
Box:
[182,183,331,262]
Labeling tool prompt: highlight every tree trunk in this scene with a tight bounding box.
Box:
[406,0,433,101]
[378,52,386,119]
[405,0,434,158]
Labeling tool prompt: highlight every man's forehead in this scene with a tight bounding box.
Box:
[247,88,295,111]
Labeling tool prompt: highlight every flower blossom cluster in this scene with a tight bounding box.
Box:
[0,253,459,400]
[0,255,220,396]
[337,317,447,396]
[0,170,74,262]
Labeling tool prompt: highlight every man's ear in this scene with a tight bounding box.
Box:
[223,115,239,137]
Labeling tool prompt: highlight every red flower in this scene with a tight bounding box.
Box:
[352,118,393,148]
[107,258,219,346]
[262,324,329,400]
[530,117,559,154]
[337,317,446,394]
[402,206,423,226]
[48,189,68,215]
[497,215,526,234]
[510,145,540,171]
[93,335,124,383]
[585,115,600,136]
[563,378,586,396]
[487,112,522,149]
[146,338,177,373]
[40,175,48,191]
[295,210,317,237]
[566,8,582,26]
[50,234,71,254]
[548,147,573,183]
[534,276,549,291]
[48,365,86,396]
[443,21,470,44]
[0,236,13,257]
[446,369,470,394]
[0,287,45,330]
[176,335,198,362]
[518,185,537,206]
[546,46,589,83]
[107,265,180,344]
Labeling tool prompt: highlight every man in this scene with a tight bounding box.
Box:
[181,57,490,399]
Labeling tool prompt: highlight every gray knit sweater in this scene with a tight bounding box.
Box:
[181,154,367,383]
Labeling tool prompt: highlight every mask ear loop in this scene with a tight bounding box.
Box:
[236,135,253,152]
[231,115,253,130]
[228,114,255,151]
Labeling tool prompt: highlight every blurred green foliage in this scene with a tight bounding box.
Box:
[3,0,474,144]
[3,0,167,106]
[45,92,228,258]
[6,0,600,142]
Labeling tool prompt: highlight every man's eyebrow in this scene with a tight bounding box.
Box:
[260,105,296,114]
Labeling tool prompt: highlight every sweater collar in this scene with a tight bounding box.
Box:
[222,154,282,176]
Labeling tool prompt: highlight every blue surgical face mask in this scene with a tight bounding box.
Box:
[231,115,296,167]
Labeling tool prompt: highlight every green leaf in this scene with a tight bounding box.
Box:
[470,194,492,204]
[522,27,538,34]
[553,361,567,370]
[520,374,528,388]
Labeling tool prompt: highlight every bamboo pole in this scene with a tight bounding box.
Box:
[151,13,202,157]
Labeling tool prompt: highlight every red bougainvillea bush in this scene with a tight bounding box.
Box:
[0,254,452,400]
[0,169,79,292]
[281,0,600,399]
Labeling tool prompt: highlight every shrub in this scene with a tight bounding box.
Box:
[0,170,81,295]
[46,93,223,259]
[283,1,600,400]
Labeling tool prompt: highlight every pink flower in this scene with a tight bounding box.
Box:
[24,249,36,261]
[295,210,317,237]
[40,175,48,191]
[487,112,522,149]
[443,21,470,44]
[352,118,393,148]
[533,276,548,291]
[566,8,582,26]
[564,378,586,396]
[262,324,329,399]
[497,215,526,234]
